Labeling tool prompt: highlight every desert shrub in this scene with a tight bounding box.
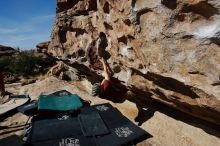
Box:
[0,51,46,77]
[0,56,11,71]
[11,52,34,76]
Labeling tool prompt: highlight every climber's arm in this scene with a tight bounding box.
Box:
[100,58,110,81]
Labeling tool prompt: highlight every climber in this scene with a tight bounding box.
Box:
[0,71,5,96]
[91,57,127,102]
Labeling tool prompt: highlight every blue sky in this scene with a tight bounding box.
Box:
[0,0,56,50]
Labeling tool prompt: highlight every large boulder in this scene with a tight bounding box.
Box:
[48,0,220,124]
[47,61,80,81]
[47,61,68,77]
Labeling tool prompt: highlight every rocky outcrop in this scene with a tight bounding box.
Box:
[47,61,68,77]
[36,41,50,53]
[0,45,18,57]
[49,0,220,124]
[47,61,80,81]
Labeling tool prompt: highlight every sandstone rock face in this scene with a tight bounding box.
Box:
[49,0,220,124]
[0,45,18,57]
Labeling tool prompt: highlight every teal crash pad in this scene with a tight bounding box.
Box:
[38,94,83,112]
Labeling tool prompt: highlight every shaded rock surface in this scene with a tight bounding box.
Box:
[48,0,220,125]
[1,77,220,146]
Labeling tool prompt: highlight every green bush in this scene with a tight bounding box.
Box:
[0,51,45,77]
[0,56,11,71]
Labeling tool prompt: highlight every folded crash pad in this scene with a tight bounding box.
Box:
[82,103,151,146]
[38,94,82,112]
[78,112,110,136]
[0,95,29,116]
[17,100,38,116]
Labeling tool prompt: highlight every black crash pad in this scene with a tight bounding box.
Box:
[27,114,82,143]
[78,112,110,137]
[27,103,151,146]
[17,101,38,116]
[0,135,24,146]
[82,103,151,146]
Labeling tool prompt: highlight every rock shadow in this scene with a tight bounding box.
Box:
[135,105,155,126]
[211,81,220,86]
[58,27,87,44]
[103,2,110,14]
[154,99,220,138]
[127,92,220,138]
[161,0,177,10]
[181,1,219,19]
[210,38,220,47]
[125,69,220,138]
[136,8,152,24]
[0,108,19,121]
[104,22,113,30]
[132,69,200,99]
[148,72,200,98]
[57,0,80,12]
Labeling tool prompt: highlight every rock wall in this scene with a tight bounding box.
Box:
[49,0,220,124]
